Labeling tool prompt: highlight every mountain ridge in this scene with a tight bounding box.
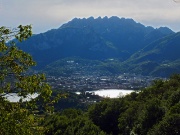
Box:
[16,16,179,77]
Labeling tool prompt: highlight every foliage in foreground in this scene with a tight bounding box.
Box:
[43,74,180,135]
[0,26,53,135]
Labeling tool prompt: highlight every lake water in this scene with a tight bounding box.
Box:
[90,89,134,98]
[2,93,39,102]
[3,89,135,102]
[77,89,134,98]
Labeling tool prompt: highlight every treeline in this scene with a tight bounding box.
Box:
[42,74,180,135]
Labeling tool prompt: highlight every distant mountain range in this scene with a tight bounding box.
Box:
[17,16,180,77]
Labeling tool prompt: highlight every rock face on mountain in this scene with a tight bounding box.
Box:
[17,16,174,70]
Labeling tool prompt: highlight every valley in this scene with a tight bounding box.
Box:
[1,0,180,134]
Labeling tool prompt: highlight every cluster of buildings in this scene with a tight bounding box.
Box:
[46,73,160,92]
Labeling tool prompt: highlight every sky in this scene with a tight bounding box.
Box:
[0,0,180,34]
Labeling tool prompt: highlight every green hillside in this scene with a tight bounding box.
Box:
[121,32,180,77]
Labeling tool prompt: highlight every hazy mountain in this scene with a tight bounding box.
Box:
[17,16,174,70]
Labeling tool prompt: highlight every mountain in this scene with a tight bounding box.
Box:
[122,32,180,77]
[17,16,174,70]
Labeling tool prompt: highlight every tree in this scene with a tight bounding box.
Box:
[88,98,128,134]
[0,25,53,135]
[148,114,180,135]
[43,109,106,135]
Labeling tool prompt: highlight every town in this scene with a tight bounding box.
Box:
[46,73,162,92]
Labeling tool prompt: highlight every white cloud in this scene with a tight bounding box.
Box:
[0,0,180,33]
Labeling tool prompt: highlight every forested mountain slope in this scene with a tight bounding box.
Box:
[122,32,180,77]
[17,16,174,70]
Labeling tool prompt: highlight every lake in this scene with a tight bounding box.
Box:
[4,89,135,102]
[77,89,135,98]
[2,93,39,102]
